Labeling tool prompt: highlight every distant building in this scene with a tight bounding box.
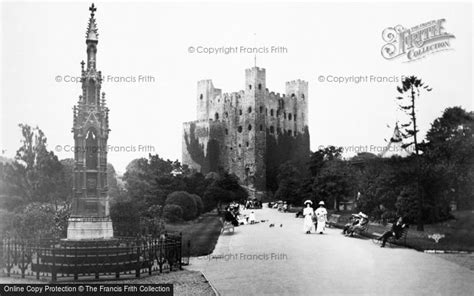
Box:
[182,67,310,195]
[380,122,410,158]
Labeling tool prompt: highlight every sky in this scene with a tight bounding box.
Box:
[1,1,472,173]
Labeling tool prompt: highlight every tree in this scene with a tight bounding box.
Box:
[312,159,356,211]
[0,124,68,207]
[275,162,303,205]
[422,107,474,210]
[309,146,343,177]
[123,155,186,208]
[396,76,432,231]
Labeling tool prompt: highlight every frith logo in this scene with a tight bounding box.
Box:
[381,19,455,62]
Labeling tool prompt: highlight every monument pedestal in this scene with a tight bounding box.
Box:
[67,217,114,240]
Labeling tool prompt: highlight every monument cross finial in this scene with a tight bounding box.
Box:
[89,3,97,16]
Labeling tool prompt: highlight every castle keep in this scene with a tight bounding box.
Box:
[182,67,310,194]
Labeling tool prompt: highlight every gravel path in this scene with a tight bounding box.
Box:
[188,206,474,296]
[0,270,215,296]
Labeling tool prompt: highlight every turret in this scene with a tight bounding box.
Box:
[286,79,308,128]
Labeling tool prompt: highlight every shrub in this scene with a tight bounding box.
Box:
[163,204,183,223]
[9,202,70,240]
[190,194,204,217]
[110,201,140,236]
[165,191,197,221]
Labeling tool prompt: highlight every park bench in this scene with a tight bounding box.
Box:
[326,214,341,227]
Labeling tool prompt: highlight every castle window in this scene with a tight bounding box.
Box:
[248,107,252,113]
[238,126,243,133]
[294,114,297,121]
[249,84,252,90]
[200,94,203,100]
[260,125,263,131]
[215,112,219,120]
[258,83,262,90]
[288,130,292,135]
[270,109,274,116]
[291,93,296,98]
[276,110,280,117]
[288,113,292,120]
[283,112,286,119]
[277,127,282,134]
[246,142,250,147]
[225,128,228,135]
[301,94,305,99]
[270,126,274,133]
[239,143,242,148]
[294,131,297,136]
[248,124,252,131]
[239,109,243,115]
[260,106,263,113]
[225,112,228,118]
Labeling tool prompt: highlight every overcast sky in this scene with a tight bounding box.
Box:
[1,1,472,173]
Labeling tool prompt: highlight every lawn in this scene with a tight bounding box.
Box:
[165,211,222,257]
[330,210,474,252]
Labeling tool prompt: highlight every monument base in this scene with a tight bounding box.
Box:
[67,217,114,240]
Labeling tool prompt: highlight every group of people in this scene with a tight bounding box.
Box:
[223,205,257,226]
[342,212,369,236]
[245,199,262,209]
[303,200,328,234]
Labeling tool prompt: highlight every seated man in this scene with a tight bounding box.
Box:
[346,212,369,236]
[342,214,360,235]
[378,217,408,247]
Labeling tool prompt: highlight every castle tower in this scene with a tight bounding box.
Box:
[244,67,267,191]
[67,3,113,240]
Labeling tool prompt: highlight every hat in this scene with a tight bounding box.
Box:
[304,200,313,205]
[358,212,368,219]
[318,201,325,206]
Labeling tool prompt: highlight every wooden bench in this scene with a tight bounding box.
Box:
[388,226,409,246]
[372,225,409,247]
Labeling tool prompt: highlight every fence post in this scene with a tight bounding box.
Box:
[6,239,11,277]
[115,247,120,279]
[95,246,99,280]
[135,244,140,278]
[51,244,57,282]
[36,245,40,280]
[74,245,78,281]
[20,241,25,278]
[179,232,183,270]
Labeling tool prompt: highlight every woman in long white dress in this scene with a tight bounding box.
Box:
[315,201,328,234]
[303,200,314,234]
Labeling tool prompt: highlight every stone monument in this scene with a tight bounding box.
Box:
[67,3,113,240]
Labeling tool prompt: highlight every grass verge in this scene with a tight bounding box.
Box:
[165,211,222,257]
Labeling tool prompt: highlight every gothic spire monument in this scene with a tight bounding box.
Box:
[67,3,113,240]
